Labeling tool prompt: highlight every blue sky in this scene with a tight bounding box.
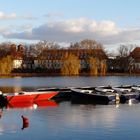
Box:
[0,0,140,52]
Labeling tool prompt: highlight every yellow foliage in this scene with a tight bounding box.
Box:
[61,53,80,76]
[89,57,98,76]
[0,55,13,74]
[100,60,107,76]
[89,57,106,76]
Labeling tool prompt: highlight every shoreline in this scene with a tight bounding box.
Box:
[0,72,139,77]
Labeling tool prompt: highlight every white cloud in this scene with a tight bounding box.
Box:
[0,26,11,35]
[0,12,16,19]
[9,24,33,32]
[3,18,140,45]
[0,11,36,20]
[44,12,64,18]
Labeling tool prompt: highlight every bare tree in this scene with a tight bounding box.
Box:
[70,39,103,49]
[118,44,134,57]
[117,44,134,72]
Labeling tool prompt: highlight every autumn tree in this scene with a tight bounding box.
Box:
[61,53,80,76]
[100,60,107,75]
[0,55,13,74]
[89,57,98,76]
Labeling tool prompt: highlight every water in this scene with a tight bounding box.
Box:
[0,76,139,87]
[0,76,140,140]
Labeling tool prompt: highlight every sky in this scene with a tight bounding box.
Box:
[0,0,140,52]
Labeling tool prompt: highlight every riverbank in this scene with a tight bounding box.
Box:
[0,72,139,77]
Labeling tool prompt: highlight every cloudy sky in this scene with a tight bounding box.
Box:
[0,0,140,51]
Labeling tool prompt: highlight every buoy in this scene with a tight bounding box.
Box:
[21,115,29,130]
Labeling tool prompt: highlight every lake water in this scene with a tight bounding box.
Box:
[0,76,140,140]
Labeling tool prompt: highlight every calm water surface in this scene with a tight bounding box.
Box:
[0,76,140,140]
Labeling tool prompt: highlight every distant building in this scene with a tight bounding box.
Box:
[36,48,107,71]
[12,44,25,69]
[129,47,140,72]
[12,47,107,73]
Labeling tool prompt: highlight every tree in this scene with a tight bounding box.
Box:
[117,45,134,72]
[70,39,103,49]
[61,53,80,76]
[118,45,133,57]
[100,60,107,75]
[89,57,98,76]
[0,55,13,74]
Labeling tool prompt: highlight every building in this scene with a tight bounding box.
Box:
[12,44,25,69]
[129,47,140,72]
[12,45,107,73]
[36,48,107,71]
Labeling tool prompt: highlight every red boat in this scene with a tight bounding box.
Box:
[4,91,58,103]
[34,100,58,107]
[7,100,58,109]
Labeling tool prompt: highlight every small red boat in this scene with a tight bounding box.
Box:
[7,100,58,109]
[34,100,58,108]
[4,91,58,103]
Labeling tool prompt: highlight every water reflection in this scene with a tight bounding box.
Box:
[0,100,58,134]
[0,77,139,139]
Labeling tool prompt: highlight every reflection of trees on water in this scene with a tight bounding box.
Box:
[0,86,35,93]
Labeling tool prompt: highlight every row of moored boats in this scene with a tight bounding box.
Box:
[0,85,140,106]
[70,85,140,104]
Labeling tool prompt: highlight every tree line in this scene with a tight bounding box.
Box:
[0,40,137,75]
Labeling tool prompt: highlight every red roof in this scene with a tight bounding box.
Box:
[130,47,140,59]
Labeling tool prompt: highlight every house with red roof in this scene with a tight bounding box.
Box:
[129,47,140,72]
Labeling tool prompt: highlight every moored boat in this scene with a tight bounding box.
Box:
[131,85,140,92]
[112,85,139,102]
[131,85,140,100]
[95,86,115,93]
[71,88,117,104]
[95,86,120,102]
[37,87,72,99]
[3,90,58,104]
[7,100,58,109]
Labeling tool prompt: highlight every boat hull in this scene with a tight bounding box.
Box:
[5,91,58,103]
[6,95,34,103]
[7,100,58,109]
[0,95,8,107]
[31,91,58,101]
[120,93,139,103]
[71,89,116,103]
[37,87,72,99]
